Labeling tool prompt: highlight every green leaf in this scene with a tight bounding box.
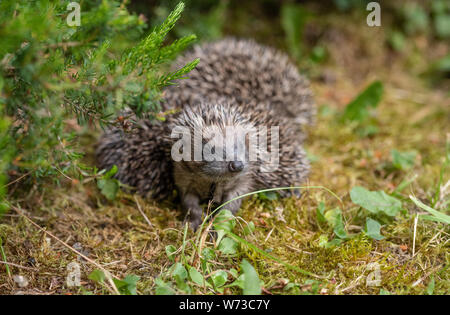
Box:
[97,178,119,200]
[89,270,139,295]
[324,208,340,226]
[213,209,236,244]
[364,218,385,240]
[310,45,327,63]
[391,149,417,170]
[324,208,349,239]
[258,191,279,201]
[171,262,188,280]
[229,274,245,289]
[350,186,402,217]
[80,287,94,295]
[213,209,236,233]
[435,14,450,38]
[201,247,216,261]
[229,268,238,278]
[303,279,321,294]
[240,259,261,295]
[165,245,177,262]
[0,201,9,219]
[211,270,228,288]
[388,31,406,52]
[402,4,429,35]
[379,289,391,295]
[342,81,383,122]
[357,124,379,137]
[316,202,326,224]
[171,262,190,293]
[431,0,448,14]
[155,278,175,295]
[88,269,106,283]
[188,266,205,286]
[113,274,140,295]
[333,212,348,239]
[218,237,238,255]
[103,165,118,179]
[430,54,450,76]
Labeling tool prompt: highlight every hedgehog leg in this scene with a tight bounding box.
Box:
[181,193,203,230]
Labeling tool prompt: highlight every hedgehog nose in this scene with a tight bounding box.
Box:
[229,161,244,172]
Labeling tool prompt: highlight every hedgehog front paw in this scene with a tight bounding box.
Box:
[181,207,204,231]
[189,214,204,231]
[182,193,204,231]
[183,206,204,231]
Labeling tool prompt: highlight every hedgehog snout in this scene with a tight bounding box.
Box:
[228,161,244,172]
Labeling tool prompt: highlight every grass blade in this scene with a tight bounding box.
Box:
[410,195,450,224]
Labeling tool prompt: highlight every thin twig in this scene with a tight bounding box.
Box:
[2,171,33,188]
[0,261,38,271]
[54,167,74,182]
[339,274,365,293]
[134,195,153,228]
[411,266,441,287]
[264,228,274,243]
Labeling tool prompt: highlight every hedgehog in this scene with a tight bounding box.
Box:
[97,99,309,229]
[97,38,314,229]
[163,38,315,135]
[167,100,309,228]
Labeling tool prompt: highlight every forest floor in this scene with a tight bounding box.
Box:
[0,12,449,295]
